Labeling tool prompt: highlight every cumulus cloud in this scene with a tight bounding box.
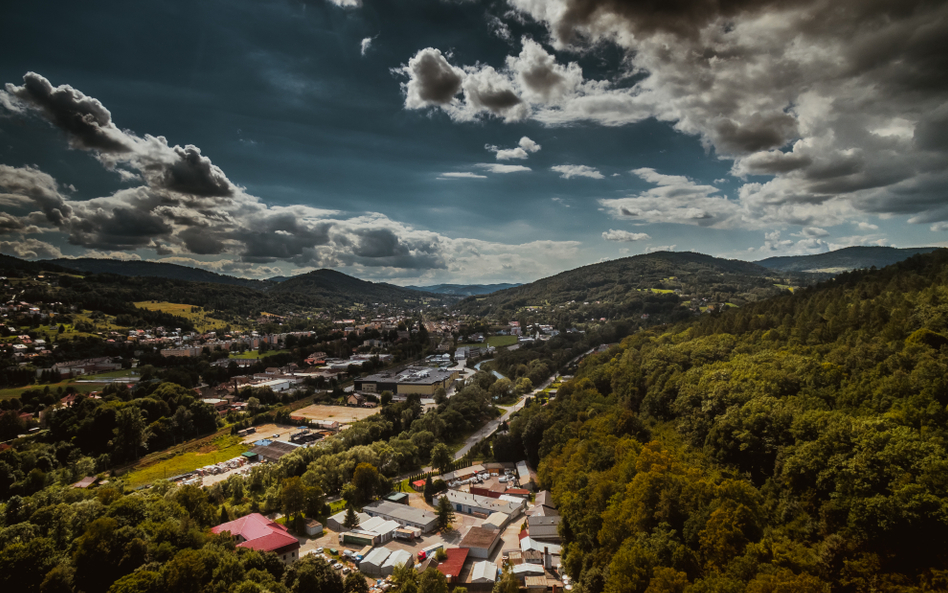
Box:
[360,37,373,56]
[487,136,541,160]
[600,168,740,227]
[0,72,582,281]
[552,164,603,179]
[398,48,465,109]
[400,1,948,229]
[327,0,361,7]
[646,245,677,253]
[602,229,650,242]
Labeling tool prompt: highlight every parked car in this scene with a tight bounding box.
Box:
[333,563,343,570]
[316,547,323,553]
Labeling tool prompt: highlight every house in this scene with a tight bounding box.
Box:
[346,393,366,407]
[211,513,300,564]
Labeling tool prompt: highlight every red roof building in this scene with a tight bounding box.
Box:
[436,548,469,583]
[211,513,300,564]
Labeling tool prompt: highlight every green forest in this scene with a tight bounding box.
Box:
[494,251,948,592]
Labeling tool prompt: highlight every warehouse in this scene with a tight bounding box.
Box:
[364,500,439,533]
[471,561,498,584]
[359,547,392,577]
[459,526,501,559]
[437,490,524,520]
[381,549,414,575]
[327,509,371,532]
[355,366,458,396]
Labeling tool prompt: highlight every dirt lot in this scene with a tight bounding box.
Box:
[238,423,304,444]
[292,404,380,425]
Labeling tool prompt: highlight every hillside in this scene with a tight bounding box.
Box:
[756,245,940,273]
[46,258,274,290]
[459,251,819,320]
[403,282,521,296]
[497,249,948,591]
[266,268,443,307]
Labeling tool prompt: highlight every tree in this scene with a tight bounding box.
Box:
[431,443,453,474]
[437,494,455,531]
[515,377,533,396]
[345,571,371,593]
[343,505,360,530]
[112,406,151,462]
[353,462,381,503]
[282,477,307,531]
[423,476,434,504]
[418,567,450,593]
[381,391,393,406]
[247,397,261,415]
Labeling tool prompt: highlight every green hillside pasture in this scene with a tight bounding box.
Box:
[133,301,232,331]
[122,434,248,489]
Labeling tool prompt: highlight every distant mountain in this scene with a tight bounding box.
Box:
[268,269,443,306]
[756,246,941,273]
[404,283,522,296]
[46,258,273,290]
[0,254,72,277]
[459,251,814,318]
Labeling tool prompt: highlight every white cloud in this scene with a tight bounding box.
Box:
[858,221,880,231]
[600,168,741,228]
[602,229,651,242]
[327,0,361,7]
[437,172,487,179]
[551,164,603,179]
[487,136,542,160]
[0,237,62,259]
[475,163,531,174]
[360,37,373,56]
[398,1,948,230]
[646,245,677,253]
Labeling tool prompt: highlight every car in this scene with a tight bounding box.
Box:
[333,563,343,570]
[316,547,323,554]
[272,433,280,438]
[330,548,338,555]
[342,568,351,575]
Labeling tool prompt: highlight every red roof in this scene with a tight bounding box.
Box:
[211,513,299,553]
[436,548,469,580]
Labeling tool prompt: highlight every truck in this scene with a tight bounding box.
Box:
[417,543,444,561]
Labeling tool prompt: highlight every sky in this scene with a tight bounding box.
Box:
[0,0,946,285]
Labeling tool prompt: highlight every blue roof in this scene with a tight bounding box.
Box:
[253,439,272,446]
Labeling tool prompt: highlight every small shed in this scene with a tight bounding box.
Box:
[305,520,324,537]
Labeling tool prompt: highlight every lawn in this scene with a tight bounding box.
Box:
[122,434,248,489]
[80,369,140,380]
[456,335,518,349]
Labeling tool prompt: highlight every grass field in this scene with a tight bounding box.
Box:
[0,381,105,400]
[457,335,519,349]
[133,301,233,332]
[229,349,290,360]
[122,434,248,489]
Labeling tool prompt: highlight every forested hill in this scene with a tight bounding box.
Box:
[499,249,948,592]
[46,258,274,290]
[756,245,940,273]
[267,269,442,306]
[403,283,522,296]
[458,251,817,317]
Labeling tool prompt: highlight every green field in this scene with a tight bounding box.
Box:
[457,335,518,349]
[122,434,248,489]
[133,301,233,332]
[0,381,105,400]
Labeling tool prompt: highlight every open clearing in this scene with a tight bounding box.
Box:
[238,423,301,444]
[133,301,233,331]
[292,404,379,425]
[123,434,247,488]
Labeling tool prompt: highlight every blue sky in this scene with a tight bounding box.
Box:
[1,0,946,284]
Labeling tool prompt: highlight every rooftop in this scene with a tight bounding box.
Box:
[211,513,299,553]
[436,548,469,579]
[459,526,501,550]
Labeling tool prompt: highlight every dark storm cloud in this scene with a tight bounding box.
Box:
[178,227,227,255]
[68,206,172,250]
[155,145,234,197]
[914,105,948,152]
[5,72,133,153]
[0,164,73,227]
[713,112,798,154]
[236,214,332,263]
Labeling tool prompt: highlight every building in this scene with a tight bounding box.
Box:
[516,460,535,491]
[381,549,414,575]
[327,509,372,532]
[528,516,561,542]
[250,440,299,463]
[305,520,324,537]
[481,512,509,531]
[459,526,502,560]
[359,547,392,577]
[341,516,400,545]
[211,513,300,564]
[363,500,439,533]
[355,366,459,396]
[471,561,498,584]
[437,490,524,520]
[435,547,469,583]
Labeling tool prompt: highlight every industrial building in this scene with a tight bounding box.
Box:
[354,366,458,396]
[211,513,300,564]
[363,500,439,533]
